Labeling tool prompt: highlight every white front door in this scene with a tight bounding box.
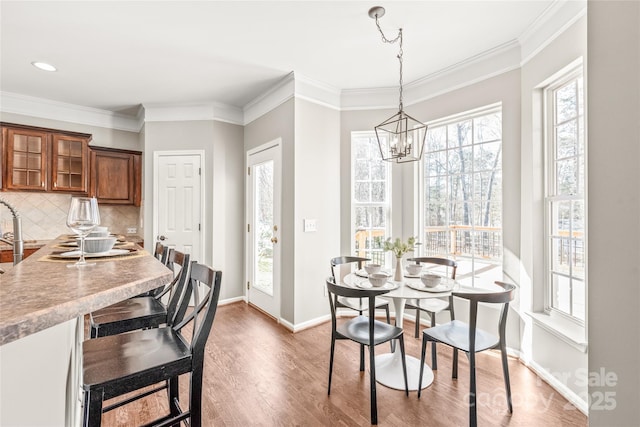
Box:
[246,141,281,319]
[153,151,204,263]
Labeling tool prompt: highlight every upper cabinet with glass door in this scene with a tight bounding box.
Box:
[1,123,91,194]
[2,126,49,191]
[51,133,90,193]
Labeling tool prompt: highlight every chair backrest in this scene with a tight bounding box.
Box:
[326,276,389,330]
[162,249,193,326]
[154,242,170,265]
[330,256,370,281]
[407,257,457,279]
[173,263,222,361]
[452,281,516,351]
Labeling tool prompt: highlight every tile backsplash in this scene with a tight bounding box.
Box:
[0,193,142,241]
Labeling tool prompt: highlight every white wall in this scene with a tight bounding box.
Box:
[587,1,640,425]
[519,14,588,404]
[293,98,340,325]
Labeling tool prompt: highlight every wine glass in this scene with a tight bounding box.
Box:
[66,196,100,268]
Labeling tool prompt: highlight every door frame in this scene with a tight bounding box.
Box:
[245,139,282,319]
[152,150,206,263]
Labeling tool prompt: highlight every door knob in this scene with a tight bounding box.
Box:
[157,235,168,241]
[270,237,278,244]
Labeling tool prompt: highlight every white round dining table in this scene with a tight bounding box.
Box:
[343,271,458,391]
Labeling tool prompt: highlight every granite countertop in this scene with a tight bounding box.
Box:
[0,236,171,346]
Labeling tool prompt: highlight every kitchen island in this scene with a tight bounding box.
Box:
[0,238,173,426]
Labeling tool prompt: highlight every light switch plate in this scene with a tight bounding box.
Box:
[127,227,137,234]
[303,219,317,232]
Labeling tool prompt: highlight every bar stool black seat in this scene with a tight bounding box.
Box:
[89,249,190,338]
[82,262,222,427]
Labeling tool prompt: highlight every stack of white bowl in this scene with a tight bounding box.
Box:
[84,227,116,253]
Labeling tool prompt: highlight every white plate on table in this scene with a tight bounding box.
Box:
[57,249,131,258]
[355,269,391,278]
[404,273,423,278]
[58,240,129,248]
[406,281,455,293]
[355,281,398,290]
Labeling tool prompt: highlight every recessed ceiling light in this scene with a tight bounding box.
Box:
[31,61,57,72]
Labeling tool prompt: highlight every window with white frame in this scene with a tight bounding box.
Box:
[421,106,503,287]
[545,69,586,322]
[352,132,391,266]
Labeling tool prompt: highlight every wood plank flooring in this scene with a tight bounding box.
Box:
[98,302,588,426]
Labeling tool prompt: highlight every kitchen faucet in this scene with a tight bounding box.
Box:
[0,197,24,265]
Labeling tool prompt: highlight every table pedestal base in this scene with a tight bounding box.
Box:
[375,352,434,391]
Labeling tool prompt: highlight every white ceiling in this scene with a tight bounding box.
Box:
[1,1,576,116]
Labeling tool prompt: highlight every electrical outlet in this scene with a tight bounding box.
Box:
[126,227,137,234]
[303,219,317,232]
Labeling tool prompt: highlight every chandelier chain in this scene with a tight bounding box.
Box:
[375,16,404,111]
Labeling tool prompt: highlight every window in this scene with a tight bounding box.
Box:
[545,70,586,322]
[352,132,391,266]
[421,106,502,287]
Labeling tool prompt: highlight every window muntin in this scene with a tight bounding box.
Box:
[545,72,586,322]
[352,132,391,266]
[421,107,502,288]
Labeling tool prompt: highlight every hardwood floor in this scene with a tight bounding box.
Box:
[99,302,587,426]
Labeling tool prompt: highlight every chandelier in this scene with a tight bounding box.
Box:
[369,6,427,163]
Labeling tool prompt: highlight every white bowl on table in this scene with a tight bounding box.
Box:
[82,236,117,253]
[405,264,423,276]
[420,273,442,288]
[368,272,389,287]
[364,263,381,275]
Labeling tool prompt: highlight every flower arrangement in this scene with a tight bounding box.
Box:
[383,236,418,258]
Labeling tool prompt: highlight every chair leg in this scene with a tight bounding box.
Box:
[168,376,180,426]
[452,348,459,379]
[90,325,98,339]
[189,369,203,427]
[469,352,477,427]
[385,305,395,353]
[414,308,421,338]
[398,335,409,397]
[368,344,378,425]
[500,343,513,413]
[82,388,104,427]
[430,311,438,370]
[360,344,365,372]
[418,334,428,398]
[328,335,336,395]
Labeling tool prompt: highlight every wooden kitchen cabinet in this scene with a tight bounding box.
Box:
[2,126,48,191]
[51,133,90,193]
[1,123,91,193]
[89,147,142,206]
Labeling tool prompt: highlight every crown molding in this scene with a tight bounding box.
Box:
[519,0,587,66]
[293,74,341,111]
[243,72,296,125]
[0,91,142,132]
[143,102,243,125]
[341,40,521,111]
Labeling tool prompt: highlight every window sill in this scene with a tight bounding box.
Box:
[527,312,588,353]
